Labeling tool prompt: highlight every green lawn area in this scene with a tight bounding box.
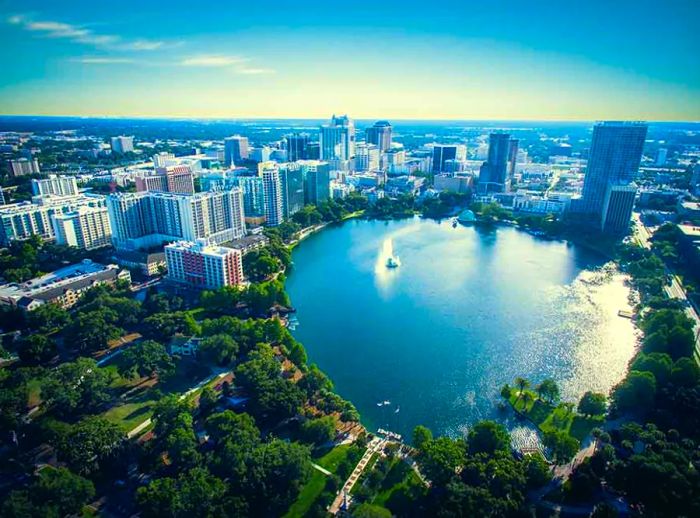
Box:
[101,361,213,432]
[508,390,602,442]
[284,444,352,518]
[26,377,43,407]
[102,391,157,432]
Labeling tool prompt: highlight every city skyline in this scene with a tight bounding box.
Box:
[1,1,698,121]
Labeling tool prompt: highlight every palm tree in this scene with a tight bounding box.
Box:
[514,377,529,405]
[521,391,535,412]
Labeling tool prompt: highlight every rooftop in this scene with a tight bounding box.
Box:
[0,260,122,303]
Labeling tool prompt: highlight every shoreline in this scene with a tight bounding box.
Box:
[284,214,640,442]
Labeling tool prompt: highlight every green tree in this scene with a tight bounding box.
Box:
[17,334,57,365]
[578,391,607,416]
[42,358,113,415]
[467,421,510,455]
[614,370,657,412]
[543,431,579,464]
[198,333,239,365]
[142,312,199,342]
[243,248,281,282]
[535,379,560,405]
[65,308,123,352]
[57,417,125,474]
[670,357,700,387]
[514,377,529,403]
[152,395,194,438]
[198,386,218,417]
[119,340,175,379]
[27,303,70,332]
[419,436,467,485]
[300,416,336,445]
[1,467,95,518]
[413,425,434,450]
[34,467,96,516]
[632,352,673,385]
[137,468,229,518]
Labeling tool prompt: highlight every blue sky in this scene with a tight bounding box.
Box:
[1,0,698,120]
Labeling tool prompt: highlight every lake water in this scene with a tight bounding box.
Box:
[286,217,638,439]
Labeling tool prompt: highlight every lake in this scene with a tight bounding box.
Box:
[286,217,638,439]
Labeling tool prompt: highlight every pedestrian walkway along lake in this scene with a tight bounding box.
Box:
[286,217,638,439]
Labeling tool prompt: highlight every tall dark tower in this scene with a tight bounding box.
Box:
[365,121,393,153]
[479,133,511,192]
[580,121,647,233]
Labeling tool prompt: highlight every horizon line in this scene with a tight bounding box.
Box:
[1,113,699,124]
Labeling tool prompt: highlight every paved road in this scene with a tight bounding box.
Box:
[126,369,232,439]
[633,214,700,361]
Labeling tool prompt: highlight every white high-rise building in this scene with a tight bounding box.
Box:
[110,136,134,154]
[107,190,245,250]
[32,175,79,197]
[354,143,380,172]
[319,115,355,161]
[52,206,112,250]
[8,158,40,177]
[0,195,106,246]
[260,162,283,226]
[152,152,176,167]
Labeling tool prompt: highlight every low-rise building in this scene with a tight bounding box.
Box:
[0,260,130,310]
[677,224,700,269]
[113,249,166,276]
[224,234,269,255]
[677,200,700,221]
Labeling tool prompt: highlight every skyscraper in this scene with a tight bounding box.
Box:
[224,135,249,166]
[479,133,511,193]
[365,120,392,153]
[106,190,245,249]
[354,143,380,172]
[260,162,283,227]
[235,176,265,218]
[432,145,458,173]
[579,121,647,232]
[285,133,311,162]
[508,138,519,181]
[135,166,195,195]
[319,115,355,161]
[279,163,305,219]
[304,163,331,205]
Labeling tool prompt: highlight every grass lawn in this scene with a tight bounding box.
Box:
[102,361,213,432]
[102,392,157,432]
[26,377,43,407]
[284,444,352,518]
[508,390,601,443]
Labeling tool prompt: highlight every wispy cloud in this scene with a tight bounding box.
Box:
[7,14,164,52]
[180,55,247,67]
[73,57,135,64]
